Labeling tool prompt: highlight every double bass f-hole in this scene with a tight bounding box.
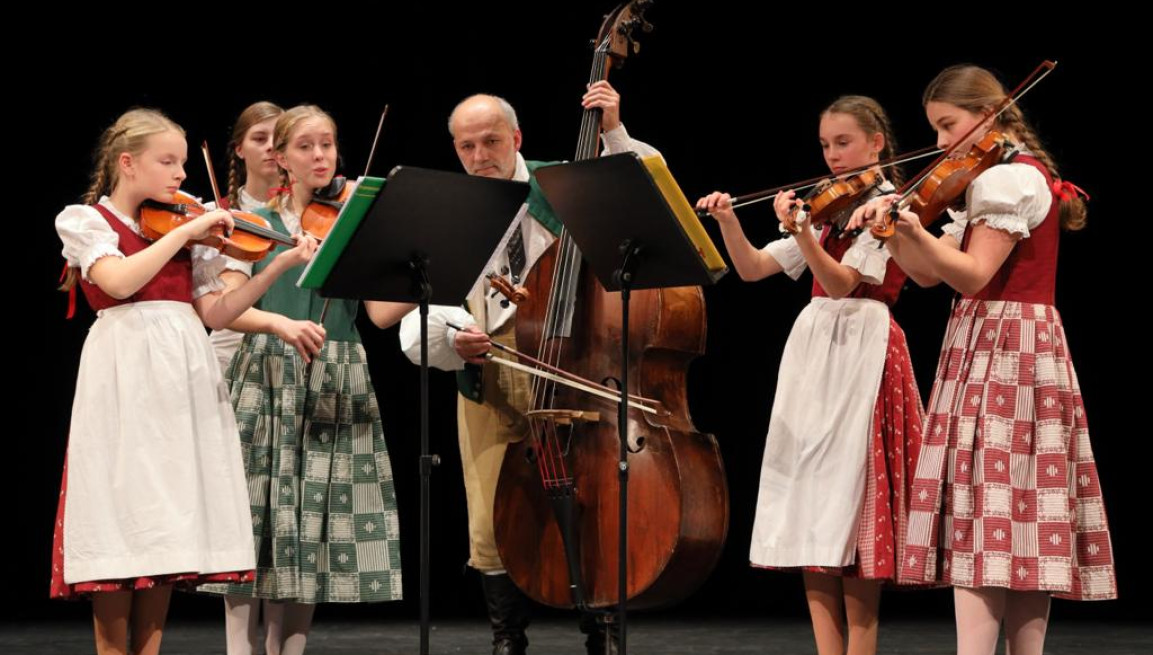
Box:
[493,0,729,614]
[599,376,645,453]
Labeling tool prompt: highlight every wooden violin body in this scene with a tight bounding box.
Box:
[140,191,295,261]
[872,131,1012,239]
[784,168,886,233]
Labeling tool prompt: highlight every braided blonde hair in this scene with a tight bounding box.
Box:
[62,109,184,291]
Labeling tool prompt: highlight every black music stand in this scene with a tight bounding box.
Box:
[305,165,529,655]
[535,152,725,655]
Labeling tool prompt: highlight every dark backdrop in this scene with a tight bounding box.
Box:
[9,3,1141,628]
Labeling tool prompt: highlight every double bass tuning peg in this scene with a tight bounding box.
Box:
[634,15,654,34]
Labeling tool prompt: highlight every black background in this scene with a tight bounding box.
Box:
[9,2,1142,629]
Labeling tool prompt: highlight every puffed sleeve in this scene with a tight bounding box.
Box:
[764,232,810,281]
[941,207,969,243]
[841,227,892,285]
[55,205,123,281]
[190,246,228,299]
[965,163,1053,238]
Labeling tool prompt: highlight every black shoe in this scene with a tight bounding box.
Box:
[579,611,619,655]
[493,637,526,655]
[481,573,531,655]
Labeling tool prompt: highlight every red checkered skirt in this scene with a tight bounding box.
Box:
[900,299,1116,600]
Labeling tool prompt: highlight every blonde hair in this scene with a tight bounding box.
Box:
[271,105,338,204]
[83,108,184,205]
[227,101,283,208]
[924,65,1086,231]
[62,109,184,291]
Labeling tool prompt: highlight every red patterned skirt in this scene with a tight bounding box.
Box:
[900,300,1116,600]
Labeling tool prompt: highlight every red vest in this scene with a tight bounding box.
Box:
[964,155,1059,305]
[812,227,907,306]
[77,204,193,311]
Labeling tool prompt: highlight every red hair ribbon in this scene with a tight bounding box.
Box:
[1051,180,1090,202]
[59,262,77,320]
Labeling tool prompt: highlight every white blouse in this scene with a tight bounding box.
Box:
[941,160,1052,243]
[763,181,897,286]
[55,196,224,299]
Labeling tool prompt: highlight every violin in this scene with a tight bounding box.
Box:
[297,105,390,242]
[147,141,299,260]
[139,192,296,261]
[870,131,1013,239]
[300,175,352,241]
[783,167,886,233]
[697,145,940,221]
[870,60,1057,241]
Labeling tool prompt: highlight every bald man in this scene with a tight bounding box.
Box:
[401,82,659,655]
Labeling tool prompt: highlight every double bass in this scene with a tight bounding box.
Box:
[493,0,729,611]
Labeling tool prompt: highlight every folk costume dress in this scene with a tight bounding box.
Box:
[749,191,924,581]
[51,198,256,598]
[200,191,403,604]
[899,156,1117,600]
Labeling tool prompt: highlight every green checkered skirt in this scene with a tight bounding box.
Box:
[201,334,402,603]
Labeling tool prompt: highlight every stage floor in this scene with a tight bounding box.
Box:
[2,617,1147,654]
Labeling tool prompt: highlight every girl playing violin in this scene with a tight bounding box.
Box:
[697,96,924,655]
[199,105,412,655]
[850,64,1117,655]
[51,108,317,655]
[206,101,286,371]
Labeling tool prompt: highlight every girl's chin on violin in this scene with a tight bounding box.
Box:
[299,170,331,188]
[147,187,180,203]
